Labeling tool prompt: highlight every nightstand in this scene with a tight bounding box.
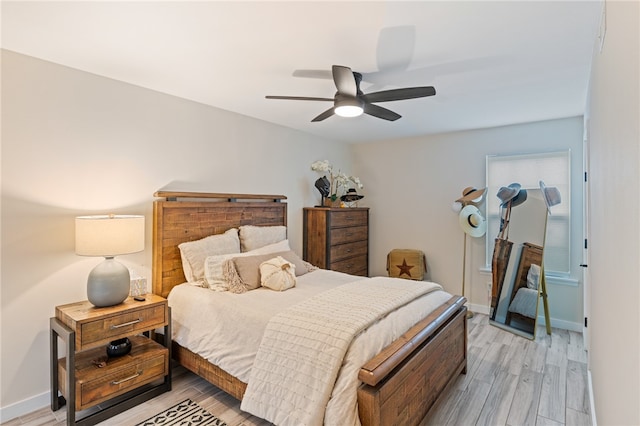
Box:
[50,294,171,426]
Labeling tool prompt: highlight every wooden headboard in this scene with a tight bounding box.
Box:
[152,191,287,298]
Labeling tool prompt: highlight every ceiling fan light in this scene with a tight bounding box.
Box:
[335,105,363,117]
[334,97,364,118]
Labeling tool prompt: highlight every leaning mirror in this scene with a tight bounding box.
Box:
[489,187,547,339]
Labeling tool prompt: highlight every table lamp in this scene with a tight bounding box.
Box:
[75,214,145,307]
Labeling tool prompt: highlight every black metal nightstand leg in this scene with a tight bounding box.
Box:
[50,317,76,425]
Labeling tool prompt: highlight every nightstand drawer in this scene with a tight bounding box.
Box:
[58,335,168,411]
[79,305,167,349]
[330,225,367,245]
[331,254,368,276]
[330,210,368,228]
[330,240,368,261]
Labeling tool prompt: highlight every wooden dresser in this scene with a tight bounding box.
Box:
[303,207,369,276]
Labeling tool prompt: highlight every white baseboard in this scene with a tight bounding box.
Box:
[469,303,490,316]
[588,369,598,425]
[468,303,582,332]
[0,390,50,423]
[536,315,583,332]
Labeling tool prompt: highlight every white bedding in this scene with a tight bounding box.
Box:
[168,269,452,426]
[508,287,539,319]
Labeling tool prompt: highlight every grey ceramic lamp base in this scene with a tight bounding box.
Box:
[87,257,130,307]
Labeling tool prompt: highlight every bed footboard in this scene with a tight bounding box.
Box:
[358,296,467,426]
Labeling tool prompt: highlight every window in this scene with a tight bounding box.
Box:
[486,151,571,274]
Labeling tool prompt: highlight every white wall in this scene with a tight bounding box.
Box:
[0,50,351,419]
[586,1,640,424]
[351,117,584,327]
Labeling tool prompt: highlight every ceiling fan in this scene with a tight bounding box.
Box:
[265,65,436,122]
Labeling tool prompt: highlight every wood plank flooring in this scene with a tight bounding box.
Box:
[5,314,591,426]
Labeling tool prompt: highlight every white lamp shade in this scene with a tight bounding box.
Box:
[75,215,145,257]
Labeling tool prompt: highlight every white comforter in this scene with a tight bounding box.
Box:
[168,269,452,425]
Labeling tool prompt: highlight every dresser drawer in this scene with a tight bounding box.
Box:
[58,335,168,411]
[330,225,367,245]
[330,240,368,262]
[330,210,368,228]
[79,305,167,350]
[331,254,368,276]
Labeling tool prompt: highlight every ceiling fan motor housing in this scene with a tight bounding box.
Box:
[334,93,364,117]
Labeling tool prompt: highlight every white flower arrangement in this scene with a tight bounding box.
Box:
[311,160,363,202]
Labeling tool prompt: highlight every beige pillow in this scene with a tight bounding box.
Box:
[230,250,309,291]
[178,228,240,284]
[204,239,291,290]
[260,256,296,291]
[239,225,287,252]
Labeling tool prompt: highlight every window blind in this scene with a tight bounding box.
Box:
[486,151,571,274]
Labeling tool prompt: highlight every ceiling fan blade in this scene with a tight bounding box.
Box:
[265,95,334,102]
[292,69,333,79]
[362,86,436,103]
[311,107,335,122]
[332,65,357,96]
[363,103,401,121]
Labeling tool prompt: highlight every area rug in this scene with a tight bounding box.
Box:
[136,399,227,426]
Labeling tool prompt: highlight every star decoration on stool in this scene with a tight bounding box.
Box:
[396,259,414,277]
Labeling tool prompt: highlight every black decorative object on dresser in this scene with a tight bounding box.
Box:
[303,207,369,277]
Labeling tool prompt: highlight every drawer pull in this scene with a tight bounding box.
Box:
[110,318,142,329]
[111,371,141,385]
[346,249,352,253]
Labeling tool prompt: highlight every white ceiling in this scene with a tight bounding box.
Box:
[1,1,602,143]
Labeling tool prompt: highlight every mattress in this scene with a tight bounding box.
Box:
[508,287,539,319]
[168,268,452,425]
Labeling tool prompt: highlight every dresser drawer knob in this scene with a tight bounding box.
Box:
[111,371,142,385]
[110,318,142,329]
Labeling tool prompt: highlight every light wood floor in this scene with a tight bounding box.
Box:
[5,314,591,426]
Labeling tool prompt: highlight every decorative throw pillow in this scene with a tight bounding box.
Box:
[260,256,296,291]
[229,250,310,291]
[178,228,240,284]
[526,264,541,290]
[239,225,287,252]
[204,239,291,291]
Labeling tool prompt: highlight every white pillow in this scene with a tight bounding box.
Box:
[178,228,240,284]
[239,225,287,252]
[204,239,291,289]
[526,264,541,290]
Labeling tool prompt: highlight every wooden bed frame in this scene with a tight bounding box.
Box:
[152,191,467,426]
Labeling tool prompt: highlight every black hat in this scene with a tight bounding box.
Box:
[340,188,364,202]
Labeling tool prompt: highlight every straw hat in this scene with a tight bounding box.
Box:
[539,180,561,212]
[452,186,486,212]
[459,205,487,237]
[456,187,486,205]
